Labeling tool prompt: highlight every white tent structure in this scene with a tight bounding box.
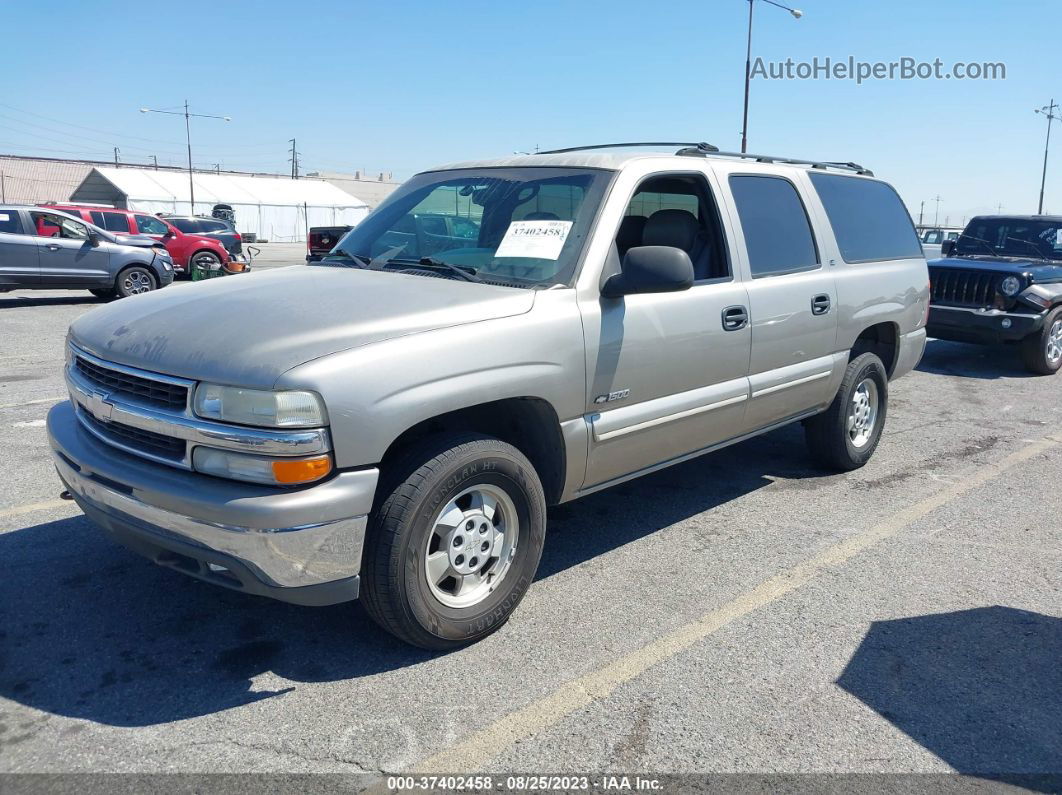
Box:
[69,167,370,242]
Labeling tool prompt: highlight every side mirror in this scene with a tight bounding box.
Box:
[602,246,694,298]
[163,229,174,238]
[87,231,101,247]
[941,239,956,257]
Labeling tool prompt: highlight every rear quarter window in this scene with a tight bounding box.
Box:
[809,172,923,263]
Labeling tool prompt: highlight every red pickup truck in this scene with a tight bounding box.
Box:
[43,204,238,276]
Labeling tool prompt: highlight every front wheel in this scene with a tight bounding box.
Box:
[115,266,157,298]
[805,352,888,471]
[1020,307,1062,375]
[361,434,546,650]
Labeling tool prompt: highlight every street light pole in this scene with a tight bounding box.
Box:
[1035,99,1059,215]
[741,0,803,154]
[141,101,230,214]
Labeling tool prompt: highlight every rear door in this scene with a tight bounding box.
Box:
[31,211,111,285]
[0,209,39,286]
[721,170,840,429]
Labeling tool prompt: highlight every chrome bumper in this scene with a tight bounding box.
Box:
[48,401,377,605]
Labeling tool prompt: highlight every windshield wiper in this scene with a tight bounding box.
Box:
[1004,236,1047,259]
[955,234,997,256]
[319,249,370,268]
[388,257,484,283]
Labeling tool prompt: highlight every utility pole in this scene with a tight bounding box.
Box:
[918,200,924,227]
[141,101,231,214]
[289,138,300,179]
[996,202,1003,214]
[933,195,942,227]
[151,155,158,170]
[114,147,120,166]
[1035,99,1059,215]
[741,0,803,153]
[213,163,221,174]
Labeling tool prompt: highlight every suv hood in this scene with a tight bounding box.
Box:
[928,255,1062,283]
[69,267,536,388]
[113,233,162,249]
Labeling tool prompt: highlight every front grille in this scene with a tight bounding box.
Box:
[75,356,188,410]
[80,410,186,461]
[928,267,1000,308]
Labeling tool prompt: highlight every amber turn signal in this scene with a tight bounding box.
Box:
[271,455,333,484]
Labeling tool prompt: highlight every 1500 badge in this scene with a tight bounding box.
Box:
[594,389,630,404]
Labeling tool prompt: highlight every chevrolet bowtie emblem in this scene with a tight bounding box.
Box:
[88,391,114,422]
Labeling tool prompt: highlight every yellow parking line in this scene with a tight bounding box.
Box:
[0,396,65,411]
[409,434,1061,773]
[0,499,74,521]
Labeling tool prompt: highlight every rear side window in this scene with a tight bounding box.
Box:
[808,173,922,263]
[729,175,818,278]
[169,219,200,233]
[90,211,105,226]
[0,210,22,234]
[100,212,130,233]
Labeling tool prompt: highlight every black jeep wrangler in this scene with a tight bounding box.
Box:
[927,215,1062,374]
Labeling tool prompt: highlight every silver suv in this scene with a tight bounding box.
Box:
[0,206,174,298]
[47,144,929,648]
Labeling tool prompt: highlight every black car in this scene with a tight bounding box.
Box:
[927,215,1062,374]
[158,215,243,259]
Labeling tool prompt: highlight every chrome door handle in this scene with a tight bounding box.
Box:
[46,244,61,251]
[722,305,749,331]
[811,294,831,315]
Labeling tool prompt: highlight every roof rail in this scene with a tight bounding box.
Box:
[537,142,720,155]
[675,147,873,176]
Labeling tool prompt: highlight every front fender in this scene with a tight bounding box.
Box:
[275,292,587,470]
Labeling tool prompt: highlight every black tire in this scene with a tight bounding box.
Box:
[805,352,888,472]
[89,288,115,300]
[361,433,546,650]
[1020,306,1062,375]
[190,250,221,277]
[114,266,157,298]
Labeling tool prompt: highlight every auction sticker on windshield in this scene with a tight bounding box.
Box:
[495,220,572,260]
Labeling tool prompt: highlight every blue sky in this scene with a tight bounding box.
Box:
[2,0,1059,223]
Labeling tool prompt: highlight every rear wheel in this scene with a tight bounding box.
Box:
[115,266,157,298]
[361,434,546,650]
[805,352,888,471]
[1020,307,1062,375]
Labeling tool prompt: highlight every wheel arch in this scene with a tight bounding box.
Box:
[377,396,567,506]
[850,321,900,377]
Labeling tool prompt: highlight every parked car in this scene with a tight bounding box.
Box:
[927,215,1062,374]
[47,144,928,649]
[0,205,173,297]
[44,204,237,277]
[307,225,351,261]
[919,227,963,260]
[157,214,244,259]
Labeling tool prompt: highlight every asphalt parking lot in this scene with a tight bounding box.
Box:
[0,259,1059,782]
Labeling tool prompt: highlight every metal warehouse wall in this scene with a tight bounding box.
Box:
[0,156,99,205]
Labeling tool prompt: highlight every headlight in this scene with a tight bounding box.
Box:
[193,447,332,486]
[999,276,1022,297]
[193,384,327,427]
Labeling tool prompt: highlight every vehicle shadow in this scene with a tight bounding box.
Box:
[837,606,1061,791]
[0,424,829,727]
[917,338,1036,380]
[0,294,102,308]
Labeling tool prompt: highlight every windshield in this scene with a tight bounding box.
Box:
[315,167,612,287]
[955,217,1062,260]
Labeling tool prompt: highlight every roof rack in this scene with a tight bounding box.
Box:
[537,142,720,155]
[535,141,873,176]
[674,146,873,176]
